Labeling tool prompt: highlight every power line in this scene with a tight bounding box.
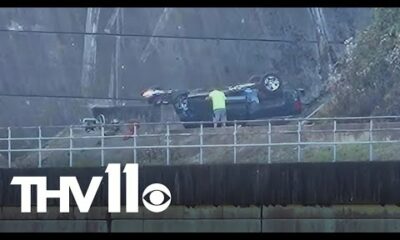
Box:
[0,28,346,45]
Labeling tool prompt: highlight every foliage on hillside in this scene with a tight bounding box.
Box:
[321,8,400,117]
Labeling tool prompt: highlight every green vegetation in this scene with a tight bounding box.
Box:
[302,143,400,162]
[320,8,400,117]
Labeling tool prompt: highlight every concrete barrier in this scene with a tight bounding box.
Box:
[1,205,400,232]
[262,205,400,219]
[142,219,261,232]
[262,219,336,232]
[0,220,107,232]
[111,220,143,232]
[142,206,224,219]
[262,219,400,232]
[0,207,108,220]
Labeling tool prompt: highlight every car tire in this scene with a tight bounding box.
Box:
[171,91,189,111]
[257,74,283,100]
[262,74,281,92]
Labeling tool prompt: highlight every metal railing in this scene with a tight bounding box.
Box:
[2,115,400,168]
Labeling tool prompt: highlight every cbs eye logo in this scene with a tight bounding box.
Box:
[142,183,171,213]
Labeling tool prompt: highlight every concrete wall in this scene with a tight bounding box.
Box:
[0,8,372,127]
[2,205,400,232]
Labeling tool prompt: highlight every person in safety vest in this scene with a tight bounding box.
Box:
[206,89,227,128]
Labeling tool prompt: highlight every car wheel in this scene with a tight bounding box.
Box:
[176,96,188,111]
[262,74,281,92]
[257,74,283,100]
[171,91,188,109]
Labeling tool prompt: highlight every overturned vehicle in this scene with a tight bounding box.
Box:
[141,74,304,128]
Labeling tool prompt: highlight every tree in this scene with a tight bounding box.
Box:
[322,8,400,116]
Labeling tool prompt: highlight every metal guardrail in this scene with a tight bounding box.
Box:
[2,115,400,168]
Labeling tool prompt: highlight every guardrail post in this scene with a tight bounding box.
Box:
[166,123,170,165]
[38,126,42,168]
[200,123,203,164]
[69,126,73,167]
[133,124,137,163]
[268,121,271,164]
[369,119,373,161]
[7,127,11,168]
[333,120,337,162]
[101,125,105,167]
[233,121,237,164]
[297,121,301,162]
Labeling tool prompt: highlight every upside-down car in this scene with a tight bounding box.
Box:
[141,74,304,128]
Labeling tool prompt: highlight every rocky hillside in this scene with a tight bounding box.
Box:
[320,8,400,117]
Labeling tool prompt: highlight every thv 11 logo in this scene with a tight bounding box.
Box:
[10,163,171,213]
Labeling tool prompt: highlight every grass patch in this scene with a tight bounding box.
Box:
[302,143,400,162]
